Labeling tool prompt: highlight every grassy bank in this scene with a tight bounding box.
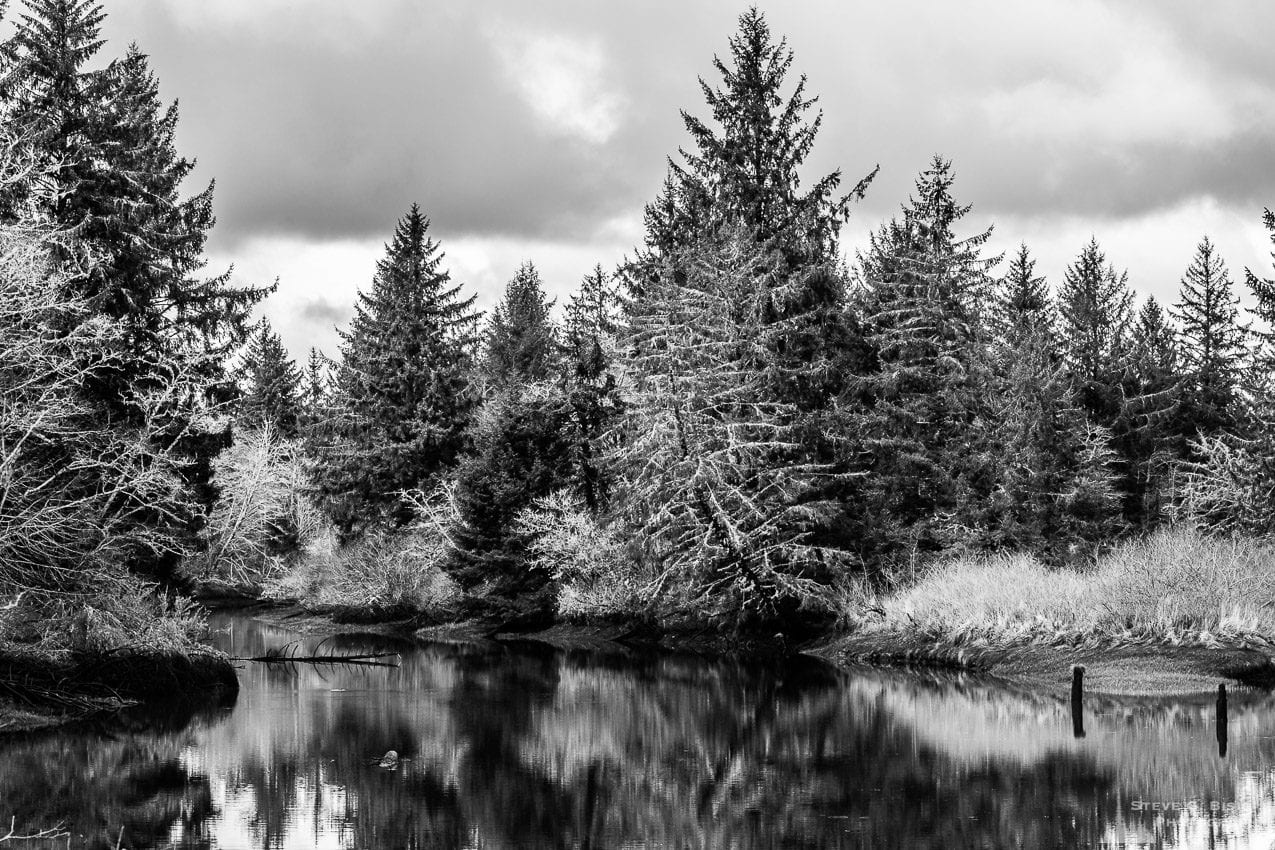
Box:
[827,526,1275,694]
[847,527,1275,650]
[0,588,240,733]
[191,498,1275,695]
[0,649,239,733]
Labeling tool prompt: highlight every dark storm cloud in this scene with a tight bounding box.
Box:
[98,1,1275,250]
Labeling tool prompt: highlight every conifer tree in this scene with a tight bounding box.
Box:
[1172,237,1245,437]
[301,348,330,426]
[639,7,875,273]
[974,243,1122,559]
[1246,209,1275,367]
[1057,239,1133,397]
[565,264,623,346]
[1056,241,1179,528]
[995,243,1052,347]
[450,265,572,605]
[1187,209,1275,534]
[980,330,1123,559]
[3,3,263,572]
[1127,297,1181,522]
[8,17,262,414]
[841,157,998,563]
[563,265,624,512]
[482,261,558,387]
[317,205,479,534]
[616,230,846,627]
[239,318,302,437]
[627,11,874,585]
[5,0,110,224]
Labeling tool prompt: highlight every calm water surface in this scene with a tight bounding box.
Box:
[3,612,1275,849]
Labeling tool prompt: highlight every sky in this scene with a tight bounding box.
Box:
[88,1,1275,358]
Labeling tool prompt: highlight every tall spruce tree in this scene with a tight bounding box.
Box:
[317,205,479,534]
[639,7,875,273]
[563,264,624,512]
[450,266,572,607]
[840,157,998,564]
[482,261,557,388]
[1127,297,1181,523]
[994,243,1052,347]
[239,318,301,437]
[615,9,877,617]
[4,3,263,572]
[1172,237,1245,438]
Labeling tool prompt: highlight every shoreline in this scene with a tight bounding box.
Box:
[813,631,1275,698]
[0,648,240,735]
[11,588,1270,737]
[229,596,1275,698]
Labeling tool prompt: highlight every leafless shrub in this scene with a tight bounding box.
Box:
[0,213,207,654]
[1173,433,1275,537]
[266,483,460,615]
[192,425,330,586]
[515,490,652,620]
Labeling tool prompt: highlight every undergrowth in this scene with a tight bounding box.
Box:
[845,526,1275,650]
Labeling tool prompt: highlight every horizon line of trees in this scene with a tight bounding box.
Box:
[233,9,1275,631]
[4,0,1275,638]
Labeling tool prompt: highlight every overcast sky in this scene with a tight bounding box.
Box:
[91,1,1275,358]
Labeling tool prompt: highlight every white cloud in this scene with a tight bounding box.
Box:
[486,23,625,145]
[976,9,1275,150]
[982,198,1271,312]
[151,1,400,44]
[211,213,642,361]
[207,236,380,360]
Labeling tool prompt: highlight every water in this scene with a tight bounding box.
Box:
[3,613,1275,849]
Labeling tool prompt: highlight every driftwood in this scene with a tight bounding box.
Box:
[0,815,70,843]
[232,640,400,668]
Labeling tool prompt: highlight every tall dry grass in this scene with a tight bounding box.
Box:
[850,526,1275,649]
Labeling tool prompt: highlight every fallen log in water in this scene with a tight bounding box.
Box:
[232,641,400,667]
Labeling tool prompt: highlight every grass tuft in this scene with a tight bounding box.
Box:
[848,526,1275,650]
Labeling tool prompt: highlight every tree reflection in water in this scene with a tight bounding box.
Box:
[4,613,1275,848]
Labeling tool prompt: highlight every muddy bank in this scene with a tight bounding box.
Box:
[218,597,1275,697]
[245,602,800,657]
[0,649,239,734]
[817,631,1275,697]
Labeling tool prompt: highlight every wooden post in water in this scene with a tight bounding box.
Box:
[1217,683,1228,758]
[1071,665,1085,739]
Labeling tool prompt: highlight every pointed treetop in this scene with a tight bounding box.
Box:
[644,7,876,266]
[1245,209,1275,352]
[484,261,558,387]
[240,316,302,436]
[996,242,1052,345]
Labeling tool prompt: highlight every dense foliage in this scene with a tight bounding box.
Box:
[285,9,1275,631]
[6,2,1275,641]
[0,0,259,654]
